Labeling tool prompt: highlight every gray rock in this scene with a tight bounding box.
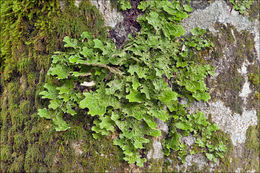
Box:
[182,0,260,60]
[90,0,124,28]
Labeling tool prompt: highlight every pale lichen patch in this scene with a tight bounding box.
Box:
[238,61,253,104]
[180,154,207,172]
[90,0,124,28]
[147,139,164,160]
[190,101,257,146]
[182,0,260,60]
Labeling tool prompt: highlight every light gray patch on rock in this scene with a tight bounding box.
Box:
[155,118,168,133]
[181,135,196,146]
[183,154,207,171]
[190,100,257,146]
[90,0,124,28]
[182,0,260,60]
[59,1,65,10]
[238,61,253,104]
[147,139,164,160]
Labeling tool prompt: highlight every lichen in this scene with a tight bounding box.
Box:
[1,0,259,171]
[243,125,259,172]
[207,23,257,115]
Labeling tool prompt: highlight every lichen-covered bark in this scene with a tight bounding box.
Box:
[0,0,259,172]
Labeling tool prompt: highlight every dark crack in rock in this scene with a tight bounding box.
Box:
[109,0,143,47]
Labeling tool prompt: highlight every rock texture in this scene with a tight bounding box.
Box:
[1,0,259,172]
[91,0,259,171]
[90,0,124,28]
[182,0,260,60]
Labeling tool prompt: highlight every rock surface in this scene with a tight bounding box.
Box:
[1,0,258,172]
[58,0,260,171]
[90,0,259,171]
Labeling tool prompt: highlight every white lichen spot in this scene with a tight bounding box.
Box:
[183,154,207,171]
[238,61,248,75]
[75,0,82,7]
[239,80,251,103]
[235,167,242,173]
[59,1,65,10]
[181,135,196,146]
[155,118,168,133]
[72,141,84,156]
[194,101,258,146]
[81,81,95,87]
[147,139,164,160]
[238,61,253,104]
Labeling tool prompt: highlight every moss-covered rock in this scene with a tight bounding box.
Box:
[0,0,259,172]
[0,0,125,172]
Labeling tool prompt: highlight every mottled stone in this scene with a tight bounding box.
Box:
[90,0,124,28]
[182,0,260,60]
[147,139,164,160]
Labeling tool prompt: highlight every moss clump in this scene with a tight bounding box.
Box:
[216,69,245,114]
[249,73,260,86]
[247,62,260,110]
[0,0,124,172]
[243,126,259,172]
[248,0,260,21]
[145,158,164,172]
[0,145,12,162]
[212,131,234,172]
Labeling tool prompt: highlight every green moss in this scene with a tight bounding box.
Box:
[0,0,125,172]
[145,158,164,172]
[13,133,26,152]
[53,0,107,42]
[243,126,259,172]
[0,145,12,162]
[247,62,260,109]
[7,81,20,105]
[213,131,234,171]
[216,69,245,114]
[249,73,260,86]
[9,155,24,172]
[248,0,260,21]
[246,126,259,152]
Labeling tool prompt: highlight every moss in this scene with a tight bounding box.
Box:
[248,63,260,88]
[53,0,107,42]
[247,62,260,110]
[7,81,20,105]
[242,125,259,172]
[9,155,24,172]
[212,131,234,172]
[248,0,260,21]
[0,145,12,162]
[206,23,258,114]
[0,0,126,172]
[245,126,259,152]
[13,133,26,152]
[216,69,245,114]
[145,158,164,172]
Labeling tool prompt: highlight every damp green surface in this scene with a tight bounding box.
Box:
[0,0,124,172]
[0,0,259,172]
